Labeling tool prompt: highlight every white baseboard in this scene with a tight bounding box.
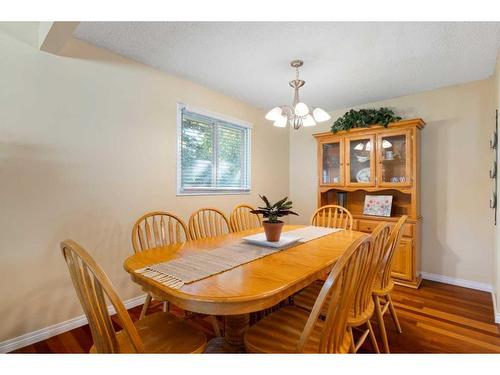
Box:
[420,272,493,292]
[0,294,146,354]
[491,291,500,324]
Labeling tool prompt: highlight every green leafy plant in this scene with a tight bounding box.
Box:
[331,107,402,133]
[251,195,299,223]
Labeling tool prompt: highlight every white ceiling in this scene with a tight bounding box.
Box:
[74,22,500,111]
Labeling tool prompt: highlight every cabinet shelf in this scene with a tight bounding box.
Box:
[382,158,405,164]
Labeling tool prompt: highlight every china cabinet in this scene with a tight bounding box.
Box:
[314,118,425,288]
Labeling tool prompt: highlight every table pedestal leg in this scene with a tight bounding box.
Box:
[205,314,250,353]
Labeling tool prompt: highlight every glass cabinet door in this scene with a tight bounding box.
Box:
[346,135,375,186]
[320,140,343,185]
[377,131,411,186]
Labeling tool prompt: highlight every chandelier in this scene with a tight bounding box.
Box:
[265,59,331,130]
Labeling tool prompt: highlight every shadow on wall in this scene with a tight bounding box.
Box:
[420,119,460,277]
[0,141,139,341]
[58,37,147,68]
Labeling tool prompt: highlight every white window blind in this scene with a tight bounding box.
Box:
[177,105,251,194]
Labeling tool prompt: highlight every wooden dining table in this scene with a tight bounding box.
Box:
[123,224,366,352]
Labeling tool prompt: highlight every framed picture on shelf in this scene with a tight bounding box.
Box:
[363,195,393,217]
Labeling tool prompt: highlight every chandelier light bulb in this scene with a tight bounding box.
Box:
[294,102,309,117]
[312,107,331,122]
[302,114,317,127]
[265,106,283,121]
[273,115,288,128]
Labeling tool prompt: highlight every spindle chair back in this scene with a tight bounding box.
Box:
[230,204,262,232]
[61,240,144,353]
[297,234,372,353]
[132,211,189,253]
[311,205,353,230]
[188,207,231,240]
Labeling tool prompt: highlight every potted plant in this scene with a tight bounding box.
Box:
[251,195,299,242]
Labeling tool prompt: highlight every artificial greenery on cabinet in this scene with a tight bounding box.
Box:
[331,107,402,133]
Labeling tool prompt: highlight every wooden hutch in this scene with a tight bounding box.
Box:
[313,118,425,288]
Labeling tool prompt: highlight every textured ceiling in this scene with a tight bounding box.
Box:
[74,22,500,111]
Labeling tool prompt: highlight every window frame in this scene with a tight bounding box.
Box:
[176,103,252,196]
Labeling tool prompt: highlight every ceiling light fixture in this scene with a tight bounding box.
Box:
[265,60,331,130]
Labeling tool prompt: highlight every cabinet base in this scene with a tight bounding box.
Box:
[394,275,422,289]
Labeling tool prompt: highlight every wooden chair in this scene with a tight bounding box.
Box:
[244,234,372,353]
[60,239,207,353]
[131,211,189,319]
[132,211,189,252]
[132,211,221,336]
[229,204,262,232]
[293,222,391,353]
[311,205,353,230]
[373,215,407,353]
[188,207,231,240]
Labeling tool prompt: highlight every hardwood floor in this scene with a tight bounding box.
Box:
[385,280,500,353]
[11,280,500,353]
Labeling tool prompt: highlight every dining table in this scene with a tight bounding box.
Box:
[123,224,366,353]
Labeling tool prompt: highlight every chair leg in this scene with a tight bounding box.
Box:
[208,315,222,337]
[386,294,402,334]
[348,326,356,353]
[366,320,380,354]
[374,295,390,353]
[140,294,152,320]
[162,301,169,313]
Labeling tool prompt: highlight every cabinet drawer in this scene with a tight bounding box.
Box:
[357,219,413,237]
[392,222,414,238]
[391,238,413,281]
[357,220,378,233]
[352,219,359,231]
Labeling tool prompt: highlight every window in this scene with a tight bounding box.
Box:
[177,104,251,195]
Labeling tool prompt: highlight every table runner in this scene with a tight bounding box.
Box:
[135,226,343,289]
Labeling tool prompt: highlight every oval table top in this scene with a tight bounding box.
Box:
[123,225,367,315]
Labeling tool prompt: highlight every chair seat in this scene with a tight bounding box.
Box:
[294,281,374,326]
[244,306,351,353]
[90,312,206,353]
[293,280,326,313]
[372,278,394,297]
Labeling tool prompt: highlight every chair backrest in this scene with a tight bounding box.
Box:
[229,204,262,232]
[131,211,189,253]
[351,222,391,319]
[296,234,372,353]
[376,215,408,290]
[61,240,144,353]
[188,207,231,240]
[311,205,353,230]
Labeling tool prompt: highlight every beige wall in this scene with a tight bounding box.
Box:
[0,29,289,342]
[289,79,496,286]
